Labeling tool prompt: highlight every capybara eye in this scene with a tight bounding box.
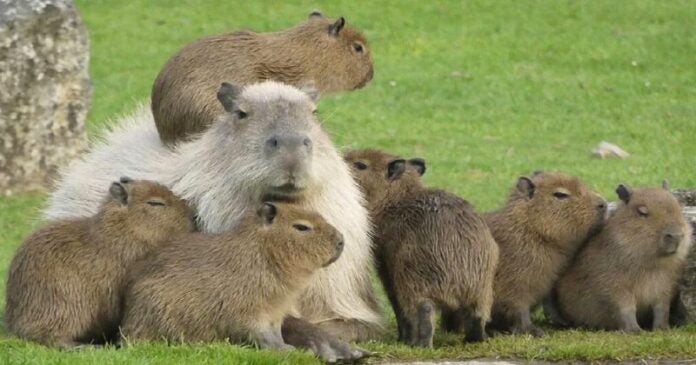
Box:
[293,224,312,232]
[353,42,364,53]
[553,192,570,200]
[637,206,649,217]
[267,137,279,148]
[236,110,248,119]
[146,200,166,207]
[353,162,368,170]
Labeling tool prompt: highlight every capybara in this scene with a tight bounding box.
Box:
[556,183,693,331]
[44,81,378,360]
[121,202,343,350]
[345,149,499,347]
[152,11,373,145]
[472,172,606,336]
[5,178,193,348]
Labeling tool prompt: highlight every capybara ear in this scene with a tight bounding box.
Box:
[516,176,535,199]
[387,159,406,181]
[662,179,670,191]
[258,202,278,225]
[408,158,426,176]
[109,182,129,206]
[119,176,133,184]
[616,184,632,204]
[328,17,345,37]
[308,10,324,19]
[217,82,242,113]
[299,82,320,103]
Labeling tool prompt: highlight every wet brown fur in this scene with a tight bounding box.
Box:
[120,202,344,349]
[5,180,194,348]
[557,185,692,331]
[485,172,606,336]
[344,149,499,347]
[152,13,374,145]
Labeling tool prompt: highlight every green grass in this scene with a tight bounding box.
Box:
[1,0,695,363]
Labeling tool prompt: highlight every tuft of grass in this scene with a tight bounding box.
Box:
[0,0,694,363]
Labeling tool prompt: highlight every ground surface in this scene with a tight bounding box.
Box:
[1,1,695,364]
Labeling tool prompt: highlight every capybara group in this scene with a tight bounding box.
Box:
[152,12,373,145]
[5,179,193,348]
[481,172,606,336]
[556,183,693,331]
[121,202,344,349]
[345,149,499,347]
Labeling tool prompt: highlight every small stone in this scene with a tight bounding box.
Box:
[592,141,630,159]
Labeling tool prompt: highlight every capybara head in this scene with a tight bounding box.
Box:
[506,171,607,248]
[256,202,344,273]
[613,181,692,258]
[300,12,374,92]
[344,149,426,213]
[215,81,325,200]
[105,177,194,244]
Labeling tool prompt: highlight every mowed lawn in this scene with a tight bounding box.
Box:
[1,0,695,364]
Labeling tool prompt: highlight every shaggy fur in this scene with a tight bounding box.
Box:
[482,172,606,336]
[557,185,693,331]
[44,81,382,342]
[6,179,193,348]
[122,202,344,349]
[152,12,374,145]
[345,149,499,348]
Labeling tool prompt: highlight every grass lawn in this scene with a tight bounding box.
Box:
[1,0,695,363]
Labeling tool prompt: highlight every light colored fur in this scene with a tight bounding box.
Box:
[44,81,381,328]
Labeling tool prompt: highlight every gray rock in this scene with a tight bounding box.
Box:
[0,0,90,196]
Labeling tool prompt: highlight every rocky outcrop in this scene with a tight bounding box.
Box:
[0,0,90,196]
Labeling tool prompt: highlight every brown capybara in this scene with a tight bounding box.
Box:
[120,202,344,351]
[556,183,693,332]
[5,178,194,348]
[344,149,499,348]
[473,172,606,336]
[152,11,374,145]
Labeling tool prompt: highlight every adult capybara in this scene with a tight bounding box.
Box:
[5,178,193,348]
[556,183,693,331]
[44,81,378,361]
[475,172,606,336]
[345,149,499,347]
[152,11,373,145]
[121,202,343,351]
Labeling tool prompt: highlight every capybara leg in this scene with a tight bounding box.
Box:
[440,308,465,333]
[652,300,671,331]
[281,316,370,363]
[396,311,414,344]
[618,306,642,333]
[542,290,570,327]
[314,318,382,342]
[414,301,434,348]
[669,290,690,327]
[254,324,294,351]
[461,307,487,343]
[511,308,544,337]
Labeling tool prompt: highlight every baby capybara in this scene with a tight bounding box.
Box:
[345,149,499,348]
[120,202,344,350]
[481,172,606,336]
[5,178,194,348]
[557,183,693,331]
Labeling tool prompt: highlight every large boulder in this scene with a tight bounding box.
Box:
[0,0,90,196]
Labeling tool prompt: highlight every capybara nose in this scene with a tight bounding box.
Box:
[662,232,683,255]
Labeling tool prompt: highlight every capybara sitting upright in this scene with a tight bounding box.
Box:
[152,11,373,145]
[121,202,344,350]
[5,178,193,348]
[556,183,693,331]
[345,149,499,348]
[477,172,606,336]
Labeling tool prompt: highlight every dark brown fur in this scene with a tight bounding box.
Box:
[484,172,606,336]
[120,202,344,350]
[345,149,499,348]
[557,185,692,331]
[5,179,194,348]
[152,12,374,145]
